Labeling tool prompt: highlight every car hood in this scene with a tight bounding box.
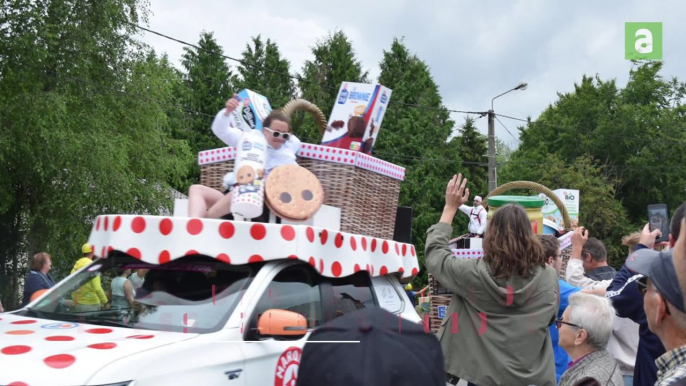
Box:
[0,312,198,386]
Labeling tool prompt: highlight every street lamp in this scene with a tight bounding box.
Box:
[488,82,527,193]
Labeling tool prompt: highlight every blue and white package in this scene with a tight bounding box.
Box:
[227,89,273,132]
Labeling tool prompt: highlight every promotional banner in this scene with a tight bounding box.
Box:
[539,189,580,230]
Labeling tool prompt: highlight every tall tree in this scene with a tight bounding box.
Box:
[456,117,488,197]
[373,38,461,285]
[178,31,233,185]
[233,35,296,110]
[0,0,191,309]
[295,30,369,143]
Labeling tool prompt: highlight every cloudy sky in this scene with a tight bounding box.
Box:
[137,0,686,148]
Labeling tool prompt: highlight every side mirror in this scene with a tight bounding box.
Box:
[257,309,308,337]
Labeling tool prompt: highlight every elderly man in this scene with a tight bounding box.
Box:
[458,195,486,238]
[567,229,639,385]
[557,292,624,385]
[628,227,686,385]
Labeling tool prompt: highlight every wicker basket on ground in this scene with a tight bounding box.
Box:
[198,99,406,240]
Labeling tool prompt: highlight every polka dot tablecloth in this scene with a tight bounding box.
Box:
[197,143,406,181]
[87,215,419,280]
[451,232,573,260]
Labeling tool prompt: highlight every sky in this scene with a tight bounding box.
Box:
[137,0,686,149]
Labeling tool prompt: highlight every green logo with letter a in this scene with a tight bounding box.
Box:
[625,22,662,60]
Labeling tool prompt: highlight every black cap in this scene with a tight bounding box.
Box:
[297,307,446,386]
[626,248,686,313]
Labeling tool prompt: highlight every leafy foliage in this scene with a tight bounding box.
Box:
[232,35,296,110]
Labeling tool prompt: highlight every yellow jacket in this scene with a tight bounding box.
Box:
[70,257,108,305]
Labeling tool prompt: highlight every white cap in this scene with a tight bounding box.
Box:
[475,196,483,202]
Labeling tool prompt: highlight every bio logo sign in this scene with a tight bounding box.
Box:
[625,22,662,60]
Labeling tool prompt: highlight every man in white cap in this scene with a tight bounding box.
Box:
[459,195,487,238]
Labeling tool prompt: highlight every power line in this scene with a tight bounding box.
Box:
[129,22,485,116]
[494,115,520,144]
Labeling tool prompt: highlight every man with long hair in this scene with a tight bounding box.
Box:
[425,173,559,386]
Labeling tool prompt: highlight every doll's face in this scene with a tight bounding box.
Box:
[236,166,255,185]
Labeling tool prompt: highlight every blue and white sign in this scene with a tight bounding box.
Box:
[437,305,447,319]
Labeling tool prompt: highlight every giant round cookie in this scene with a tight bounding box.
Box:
[265,165,324,222]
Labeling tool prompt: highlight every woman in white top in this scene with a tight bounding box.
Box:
[110,269,135,309]
[188,94,302,218]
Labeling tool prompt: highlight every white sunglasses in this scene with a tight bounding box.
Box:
[263,127,290,141]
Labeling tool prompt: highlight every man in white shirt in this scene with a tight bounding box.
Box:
[458,196,487,237]
[566,227,640,384]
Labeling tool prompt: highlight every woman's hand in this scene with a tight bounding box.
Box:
[224,94,240,115]
[440,173,469,224]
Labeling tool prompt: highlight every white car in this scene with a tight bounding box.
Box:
[0,215,421,386]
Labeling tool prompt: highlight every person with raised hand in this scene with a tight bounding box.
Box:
[425,173,559,386]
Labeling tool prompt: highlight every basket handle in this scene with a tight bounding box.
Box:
[279,99,328,138]
[484,181,573,231]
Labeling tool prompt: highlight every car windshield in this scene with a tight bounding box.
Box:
[17,252,258,334]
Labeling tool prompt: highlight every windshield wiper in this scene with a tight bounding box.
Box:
[84,319,136,329]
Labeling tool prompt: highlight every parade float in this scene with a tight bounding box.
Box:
[1,87,426,386]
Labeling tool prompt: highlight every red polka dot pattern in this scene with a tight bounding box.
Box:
[281,226,296,241]
[158,250,171,264]
[250,224,266,240]
[113,216,122,232]
[219,222,235,239]
[127,335,154,339]
[44,354,76,369]
[371,239,377,252]
[159,218,173,235]
[217,253,231,264]
[334,233,343,248]
[249,255,264,263]
[382,241,389,254]
[85,328,112,334]
[350,236,357,251]
[126,248,141,259]
[88,343,117,350]
[331,262,342,276]
[320,229,328,245]
[187,219,203,235]
[306,227,315,243]
[8,382,29,386]
[11,320,36,325]
[45,336,74,341]
[1,345,31,355]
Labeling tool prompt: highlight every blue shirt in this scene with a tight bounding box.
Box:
[549,278,581,383]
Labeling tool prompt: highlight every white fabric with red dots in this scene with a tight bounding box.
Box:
[197,143,406,181]
[86,215,419,280]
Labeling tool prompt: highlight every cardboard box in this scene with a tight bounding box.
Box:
[539,189,580,230]
[321,82,392,154]
[227,89,273,132]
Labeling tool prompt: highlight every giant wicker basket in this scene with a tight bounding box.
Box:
[426,181,574,334]
[199,99,402,240]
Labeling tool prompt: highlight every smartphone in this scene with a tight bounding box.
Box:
[648,203,670,243]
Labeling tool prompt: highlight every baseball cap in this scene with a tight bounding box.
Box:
[626,248,685,313]
[82,243,93,254]
[297,307,446,386]
[475,196,483,202]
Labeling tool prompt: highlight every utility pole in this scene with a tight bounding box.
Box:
[487,110,496,193]
[488,82,527,193]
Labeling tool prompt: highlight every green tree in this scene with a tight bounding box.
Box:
[0,0,191,309]
[500,154,632,267]
[232,35,296,110]
[374,38,461,286]
[295,31,369,143]
[178,31,233,186]
[504,61,686,234]
[456,117,488,197]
